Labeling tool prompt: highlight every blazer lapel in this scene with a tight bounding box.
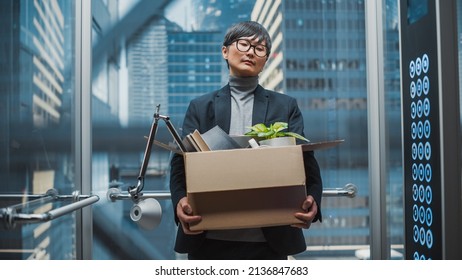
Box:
[214,84,232,133]
[252,85,269,125]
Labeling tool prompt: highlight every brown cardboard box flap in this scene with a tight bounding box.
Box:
[301,139,344,151]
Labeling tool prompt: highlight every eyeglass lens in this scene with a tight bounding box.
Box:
[235,39,267,57]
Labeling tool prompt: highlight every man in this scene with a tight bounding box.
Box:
[170,21,323,260]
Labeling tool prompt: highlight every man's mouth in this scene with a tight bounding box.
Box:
[242,59,255,65]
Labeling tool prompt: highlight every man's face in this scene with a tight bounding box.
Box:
[222,36,268,77]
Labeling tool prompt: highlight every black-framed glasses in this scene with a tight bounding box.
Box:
[232,39,268,58]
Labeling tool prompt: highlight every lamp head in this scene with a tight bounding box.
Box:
[130,198,162,230]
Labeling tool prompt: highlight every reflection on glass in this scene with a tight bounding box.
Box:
[384,0,404,259]
[407,0,428,25]
[0,0,76,259]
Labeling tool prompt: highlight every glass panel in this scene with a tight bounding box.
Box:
[279,0,370,259]
[383,0,404,259]
[91,0,178,260]
[0,0,77,259]
[91,0,371,259]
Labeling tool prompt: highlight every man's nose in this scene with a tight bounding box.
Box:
[246,46,255,56]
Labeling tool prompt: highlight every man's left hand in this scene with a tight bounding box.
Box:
[292,195,318,229]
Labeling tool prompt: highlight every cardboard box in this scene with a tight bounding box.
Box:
[185,145,307,231]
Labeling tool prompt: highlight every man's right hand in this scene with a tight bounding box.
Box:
[176,197,203,235]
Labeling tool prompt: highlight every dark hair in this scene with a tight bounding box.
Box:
[223,21,272,57]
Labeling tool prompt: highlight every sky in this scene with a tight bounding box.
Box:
[118,0,195,31]
[165,0,195,31]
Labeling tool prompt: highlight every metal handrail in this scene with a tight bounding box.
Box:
[107,183,357,230]
[0,189,100,229]
[107,183,358,202]
[321,183,357,198]
[107,187,171,202]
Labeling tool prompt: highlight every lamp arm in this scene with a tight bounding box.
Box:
[128,104,186,199]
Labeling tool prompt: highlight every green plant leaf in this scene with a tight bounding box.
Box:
[252,123,268,132]
[244,122,309,141]
[272,122,288,132]
[285,131,309,142]
[258,131,275,138]
[244,130,259,136]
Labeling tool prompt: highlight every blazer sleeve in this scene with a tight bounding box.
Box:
[287,98,323,222]
[169,101,200,224]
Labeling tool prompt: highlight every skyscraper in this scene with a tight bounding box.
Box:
[252,0,371,251]
[126,17,170,126]
[167,30,223,126]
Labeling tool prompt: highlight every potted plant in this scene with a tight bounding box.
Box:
[244,122,309,146]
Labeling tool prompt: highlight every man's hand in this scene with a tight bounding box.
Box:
[176,197,203,235]
[292,195,318,229]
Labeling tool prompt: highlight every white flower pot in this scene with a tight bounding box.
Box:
[259,137,296,147]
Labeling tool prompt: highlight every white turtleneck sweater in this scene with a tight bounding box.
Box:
[206,75,266,242]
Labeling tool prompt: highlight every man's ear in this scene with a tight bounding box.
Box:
[222,46,228,59]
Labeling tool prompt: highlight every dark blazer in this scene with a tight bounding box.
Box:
[169,84,323,256]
